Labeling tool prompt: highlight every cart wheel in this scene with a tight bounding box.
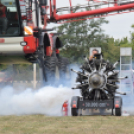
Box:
[115,108,122,116]
[114,96,122,116]
[71,108,78,116]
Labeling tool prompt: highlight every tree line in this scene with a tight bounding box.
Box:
[55,17,134,65]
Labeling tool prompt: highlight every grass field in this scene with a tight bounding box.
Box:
[0,115,134,134]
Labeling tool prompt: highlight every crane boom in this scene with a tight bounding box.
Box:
[48,0,134,22]
[54,3,134,20]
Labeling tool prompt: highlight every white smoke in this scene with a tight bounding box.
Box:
[0,64,80,116]
[118,70,134,115]
[0,85,80,116]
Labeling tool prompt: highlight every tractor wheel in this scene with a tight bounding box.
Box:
[44,56,59,82]
[71,108,79,116]
[58,57,70,79]
[115,108,122,116]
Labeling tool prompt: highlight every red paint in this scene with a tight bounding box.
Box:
[0,4,6,18]
[58,10,134,24]
[50,0,53,18]
[69,0,73,13]
[72,104,76,108]
[54,3,134,20]
[69,0,72,7]
[23,36,37,54]
[0,38,5,43]
[46,46,52,56]
[53,0,56,15]
[21,15,27,20]
[48,33,54,50]
[56,49,59,54]
[62,101,68,116]
[115,104,119,108]
[114,0,118,6]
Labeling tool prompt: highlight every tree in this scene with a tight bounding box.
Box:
[55,6,113,63]
[104,38,120,63]
[114,24,134,59]
[55,17,109,63]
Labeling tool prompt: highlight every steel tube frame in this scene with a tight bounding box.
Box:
[51,0,134,21]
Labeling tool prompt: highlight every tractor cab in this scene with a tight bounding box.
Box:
[0,0,20,36]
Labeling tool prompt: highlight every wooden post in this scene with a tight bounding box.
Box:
[33,63,37,89]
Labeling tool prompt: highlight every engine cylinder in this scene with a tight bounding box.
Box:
[88,72,107,89]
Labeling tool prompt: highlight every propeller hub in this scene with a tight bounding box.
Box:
[89,72,107,89]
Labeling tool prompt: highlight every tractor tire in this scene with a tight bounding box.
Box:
[71,108,79,116]
[58,57,70,79]
[44,56,59,82]
[115,108,122,116]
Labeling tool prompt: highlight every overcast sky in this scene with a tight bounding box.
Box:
[47,0,134,40]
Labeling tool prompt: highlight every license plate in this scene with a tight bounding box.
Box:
[79,100,113,108]
[85,102,107,108]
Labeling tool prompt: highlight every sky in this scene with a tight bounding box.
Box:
[47,0,134,40]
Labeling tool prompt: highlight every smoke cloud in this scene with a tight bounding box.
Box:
[119,69,134,116]
[0,64,80,116]
[0,86,79,116]
[0,63,134,116]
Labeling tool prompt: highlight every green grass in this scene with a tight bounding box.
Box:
[0,115,134,134]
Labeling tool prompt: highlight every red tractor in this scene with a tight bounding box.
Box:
[0,0,69,82]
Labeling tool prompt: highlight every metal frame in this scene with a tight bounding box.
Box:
[48,0,134,22]
[120,47,133,94]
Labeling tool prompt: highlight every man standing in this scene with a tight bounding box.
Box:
[62,100,68,116]
[89,49,99,61]
[0,1,7,34]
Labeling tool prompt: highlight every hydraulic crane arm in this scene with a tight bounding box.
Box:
[49,0,134,22]
[54,3,134,20]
